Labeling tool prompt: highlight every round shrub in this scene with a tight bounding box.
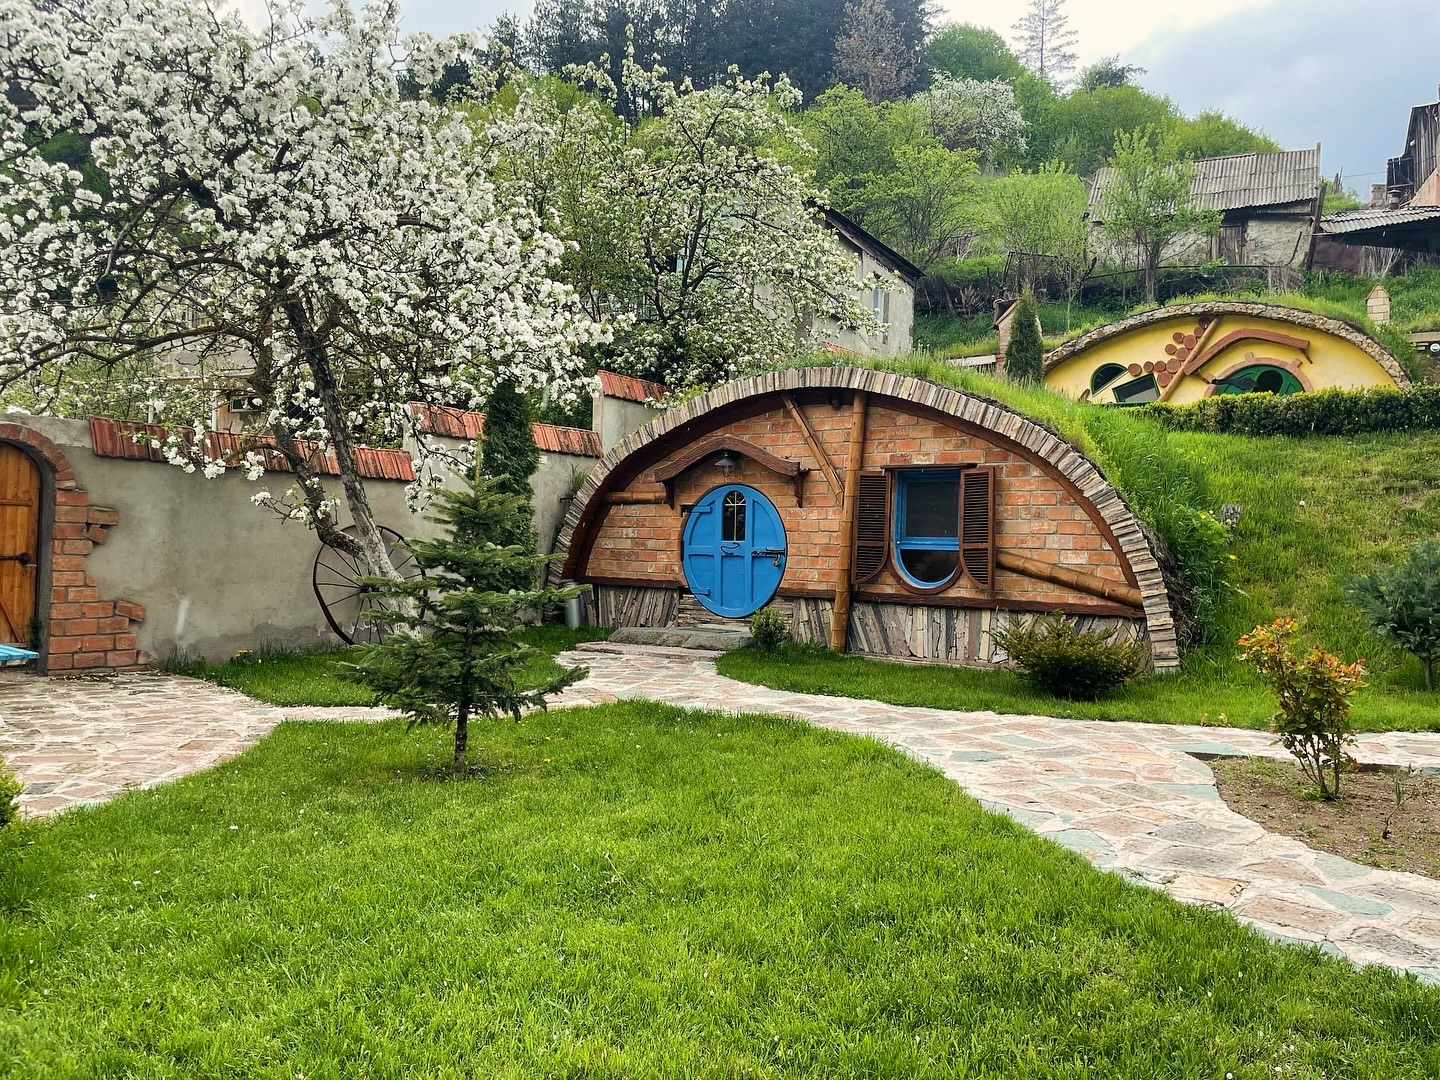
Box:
[750,606,792,654]
[993,613,1149,700]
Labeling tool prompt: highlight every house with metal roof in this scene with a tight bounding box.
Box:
[1088,147,1324,271]
[1319,91,1440,256]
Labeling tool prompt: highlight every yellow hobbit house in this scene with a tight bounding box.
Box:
[1043,302,1409,405]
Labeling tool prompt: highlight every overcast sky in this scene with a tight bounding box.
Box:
[376,0,1440,185]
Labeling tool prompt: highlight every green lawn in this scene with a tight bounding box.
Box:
[169,626,611,708]
[3,704,1438,1077]
[721,431,1440,733]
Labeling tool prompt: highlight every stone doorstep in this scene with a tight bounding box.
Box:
[574,639,728,660]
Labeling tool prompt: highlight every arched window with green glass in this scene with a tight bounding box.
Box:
[1090,363,1128,397]
[1213,364,1304,396]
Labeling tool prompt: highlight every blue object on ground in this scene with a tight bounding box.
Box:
[0,644,39,666]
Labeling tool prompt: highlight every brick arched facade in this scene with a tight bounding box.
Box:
[554,366,1182,669]
[0,422,148,674]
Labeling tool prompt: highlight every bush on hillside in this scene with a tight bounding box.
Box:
[993,614,1149,700]
[1002,295,1043,384]
[1238,618,1366,800]
[1145,385,1440,437]
[1349,540,1440,691]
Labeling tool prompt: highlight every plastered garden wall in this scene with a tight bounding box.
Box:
[4,415,599,668]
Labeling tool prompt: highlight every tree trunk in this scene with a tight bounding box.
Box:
[454,632,474,776]
[1144,243,1161,304]
[285,302,400,581]
[1425,656,1434,692]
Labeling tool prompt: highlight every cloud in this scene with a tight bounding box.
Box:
[1131,0,1440,182]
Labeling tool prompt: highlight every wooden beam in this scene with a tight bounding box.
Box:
[781,394,841,494]
[604,491,668,505]
[830,390,868,651]
[996,550,1143,609]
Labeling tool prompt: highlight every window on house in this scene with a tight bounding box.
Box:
[1090,363,1129,397]
[1111,373,1160,405]
[722,489,747,542]
[1213,364,1303,396]
[869,285,890,326]
[892,468,996,590]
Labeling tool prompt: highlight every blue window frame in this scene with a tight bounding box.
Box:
[893,468,961,588]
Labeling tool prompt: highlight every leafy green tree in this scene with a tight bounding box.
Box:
[1042,86,1179,176]
[802,87,978,270]
[1077,55,1145,92]
[349,476,587,776]
[925,23,1024,83]
[1350,540,1440,691]
[1171,110,1280,159]
[983,165,1091,325]
[1003,294,1044,383]
[1097,128,1220,302]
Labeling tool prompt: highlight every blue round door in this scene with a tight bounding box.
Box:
[681,485,787,619]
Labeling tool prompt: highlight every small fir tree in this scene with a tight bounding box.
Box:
[348,475,587,776]
[480,380,541,589]
[1003,295,1044,384]
[1350,540,1440,691]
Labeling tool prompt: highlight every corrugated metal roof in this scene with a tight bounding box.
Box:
[409,403,602,457]
[1320,205,1440,234]
[1089,148,1322,216]
[88,417,417,482]
[596,370,671,404]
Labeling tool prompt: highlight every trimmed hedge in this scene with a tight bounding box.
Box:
[1144,386,1440,437]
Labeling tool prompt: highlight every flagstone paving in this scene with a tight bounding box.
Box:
[553,642,1440,982]
[5,648,1440,982]
[0,670,392,817]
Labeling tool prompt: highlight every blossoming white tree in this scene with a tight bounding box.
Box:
[0,0,602,577]
[498,55,875,390]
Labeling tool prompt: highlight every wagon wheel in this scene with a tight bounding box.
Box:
[312,525,420,645]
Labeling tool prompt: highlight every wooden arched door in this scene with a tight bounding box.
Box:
[0,443,40,647]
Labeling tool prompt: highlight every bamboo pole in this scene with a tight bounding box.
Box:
[830,390,868,651]
[995,550,1143,608]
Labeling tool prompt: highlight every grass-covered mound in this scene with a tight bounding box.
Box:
[4,705,1439,1077]
[751,357,1440,730]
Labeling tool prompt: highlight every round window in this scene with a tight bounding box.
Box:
[1213,364,1303,396]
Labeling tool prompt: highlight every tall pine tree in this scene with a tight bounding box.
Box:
[480,379,541,589]
[349,476,587,776]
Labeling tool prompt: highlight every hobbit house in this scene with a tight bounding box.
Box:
[1043,301,1409,405]
[553,366,1182,669]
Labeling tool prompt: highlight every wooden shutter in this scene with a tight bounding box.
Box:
[852,469,891,585]
[960,467,995,589]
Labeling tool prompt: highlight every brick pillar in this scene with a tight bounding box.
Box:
[1367,284,1391,325]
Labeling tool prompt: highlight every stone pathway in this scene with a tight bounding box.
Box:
[553,642,1440,981]
[0,670,392,816]
[5,650,1440,981]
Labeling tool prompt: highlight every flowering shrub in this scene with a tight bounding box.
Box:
[1238,618,1367,799]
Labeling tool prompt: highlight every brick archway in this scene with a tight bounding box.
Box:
[0,422,148,674]
[553,366,1183,669]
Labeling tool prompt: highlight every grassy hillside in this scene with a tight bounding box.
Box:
[747,358,1440,731]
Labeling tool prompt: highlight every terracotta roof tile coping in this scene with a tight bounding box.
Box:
[596,369,671,404]
[407,403,602,457]
[87,417,417,482]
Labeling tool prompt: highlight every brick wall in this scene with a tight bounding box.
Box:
[580,396,1130,612]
